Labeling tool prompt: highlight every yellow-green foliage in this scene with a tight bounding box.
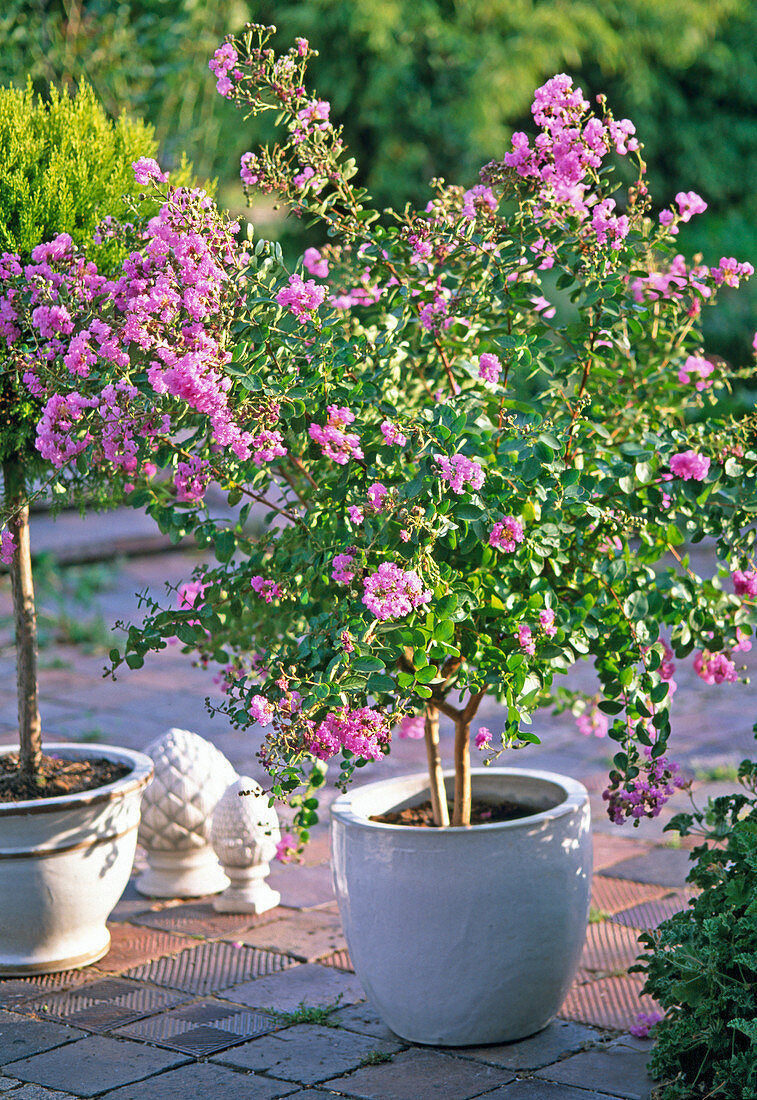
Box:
[0,81,194,270]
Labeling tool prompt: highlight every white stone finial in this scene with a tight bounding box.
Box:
[136,728,238,898]
[210,776,281,914]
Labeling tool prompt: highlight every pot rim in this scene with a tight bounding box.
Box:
[330,766,588,833]
[0,742,153,817]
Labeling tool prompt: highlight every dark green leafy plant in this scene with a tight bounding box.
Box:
[634,756,757,1099]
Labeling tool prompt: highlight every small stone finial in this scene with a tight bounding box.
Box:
[136,728,237,898]
[210,776,281,914]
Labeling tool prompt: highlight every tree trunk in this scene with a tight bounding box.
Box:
[4,459,41,775]
[452,714,471,826]
[424,704,449,827]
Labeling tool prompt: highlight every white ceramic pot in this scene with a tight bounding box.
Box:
[0,743,153,976]
[331,767,591,1046]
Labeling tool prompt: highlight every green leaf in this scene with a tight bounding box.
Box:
[353,656,385,673]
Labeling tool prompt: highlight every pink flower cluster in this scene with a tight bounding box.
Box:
[276,273,326,322]
[669,450,710,482]
[309,405,364,465]
[629,1011,663,1039]
[539,608,557,637]
[711,257,754,288]
[435,453,485,495]
[380,421,407,447]
[676,191,707,222]
[362,562,432,621]
[132,157,168,187]
[576,705,608,739]
[275,832,298,863]
[249,695,275,726]
[303,248,329,278]
[503,74,636,246]
[478,353,502,383]
[174,456,211,504]
[489,516,524,552]
[305,706,391,762]
[331,549,357,584]
[209,42,241,98]
[0,528,15,566]
[475,727,492,749]
[630,253,711,308]
[603,752,686,825]
[517,624,535,656]
[733,569,757,598]
[366,482,388,512]
[677,355,713,391]
[693,649,738,685]
[251,575,282,602]
[399,714,425,739]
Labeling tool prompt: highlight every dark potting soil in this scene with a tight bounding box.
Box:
[371,797,533,827]
[0,752,131,803]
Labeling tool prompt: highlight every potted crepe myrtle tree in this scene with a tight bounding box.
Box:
[0,84,246,975]
[108,26,757,1043]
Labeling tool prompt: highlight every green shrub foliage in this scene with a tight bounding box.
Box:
[635,759,757,1099]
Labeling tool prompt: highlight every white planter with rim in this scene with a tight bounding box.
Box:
[0,742,153,976]
[331,767,591,1046]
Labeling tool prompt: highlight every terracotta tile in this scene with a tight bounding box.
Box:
[560,972,661,1032]
[610,890,697,931]
[591,875,668,915]
[93,924,199,973]
[130,902,263,938]
[123,941,295,996]
[581,922,644,975]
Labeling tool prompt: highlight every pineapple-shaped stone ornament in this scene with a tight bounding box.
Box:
[136,728,238,898]
[210,776,281,914]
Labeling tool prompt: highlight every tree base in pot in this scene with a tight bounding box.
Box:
[331,767,592,1046]
[0,743,153,976]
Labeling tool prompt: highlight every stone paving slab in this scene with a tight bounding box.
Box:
[535,1047,654,1100]
[6,1035,189,1097]
[223,963,366,1014]
[0,1085,79,1099]
[601,847,693,888]
[323,1047,515,1098]
[482,1083,629,1099]
[213,1023,402,1086]
[99,1061,300,1099]
[226,907,347,962]
[267,864,336,910]
[330,1002,400,1042]
[0,1010,85,1065]
[610,890,695,931]
[446,1019,602,1071]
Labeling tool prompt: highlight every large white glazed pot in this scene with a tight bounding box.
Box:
[0,743,153,975]
[331,767,591,1046]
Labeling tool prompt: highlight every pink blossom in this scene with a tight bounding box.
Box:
[276,273,327,322]
[658,209,677,234]
[209,43,239,98]
[367,482,388,512]
[732,627,752,654]
[733,569,757,598]
[305,706,391,762]
[435,453,485,495]
[539,609,557,637]
[576,706,608,739]
[711,257,754,288]
[530,295,556,319]
[251,575,282,602]
[693,650,738,685]
[303,248,329,279]
[274,832,298,863]
[309,405,364,465]
[332,550,357,585]
[250,429,287,466]
[380,421,407,447]
[0,528,15,565]
[675,191,707,222]
[669,450,710,481]
[399,715,425,740]
[347,505,364,525]
[362,562,432,621]
[240,152,260,187]
[132,157,168,186]
[340,630,355,653]
[629,1010,664,1039]
[478,353,502,383]
[489,517,524,553]
[591,198,629,248]
[249,695,275,726]
[677,355,713,391]
[461,185,498,220]
[517,624,535,656]
[475,727,492,749]
[174,457,211,503]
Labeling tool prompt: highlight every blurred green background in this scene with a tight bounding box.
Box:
[3,0,755,364]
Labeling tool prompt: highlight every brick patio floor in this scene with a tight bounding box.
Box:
[2,528,755,1098]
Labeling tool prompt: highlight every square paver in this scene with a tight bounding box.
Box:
[7,1035,189,1097]
[130,903,260,938]
[536,1047,654,1100]
[229,908,347,962]
[601,848,693,888]
[610,891,695,931]
[224,963,366,1014]
[324,1047,515,1098]
[213,1023,401,1085]
[115,998,279,1054]
[332,1002,400,1041]
[448,1019,602,1071]
[100,1060,300,1099]
[123,941,294,995]
[0,1009,85,1065]
[481,1083,628,1100]
[0,1085,79,1099]
[24,977,186,1031]
[267,864,335,910]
